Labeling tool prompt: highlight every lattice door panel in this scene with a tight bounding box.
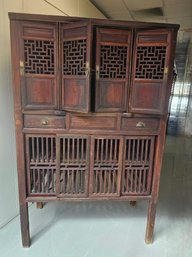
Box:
[61,22,91,113]
[135,46,166,80]
[57,136,89,197]
[90,136,123,196]
[95,28,131,112]
[24,39,55,75]
[25,135,56,195]
[130,30,171,114]
[121,136,155,195]
[21,22,58,109]
[100,45,128,79]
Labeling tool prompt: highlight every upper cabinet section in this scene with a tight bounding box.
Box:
[9,13,179,115]
[61,22,92,113]
[130,29,172,114]
[95,28,132,112]
[20,22,58,109]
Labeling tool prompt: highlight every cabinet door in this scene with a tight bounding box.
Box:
[61,22,92,113]
[25,134,57,196]
[89,136,123,197]
[130,30,171,114]
[20,22,58,109]
[95,28,132,112]
[121,136,155,196]
[56,135,90,198]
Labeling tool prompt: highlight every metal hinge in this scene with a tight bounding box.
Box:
[96,65,100,80]
[19,60,24,76]
[164,66,169,76]
[85,62,90,77]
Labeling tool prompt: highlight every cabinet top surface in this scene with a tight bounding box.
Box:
[8,12,180,30]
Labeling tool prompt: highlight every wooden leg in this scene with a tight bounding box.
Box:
[20,202,30,247]
[145,200,157,244]
[36,202,44,209]
[130,201,137,207]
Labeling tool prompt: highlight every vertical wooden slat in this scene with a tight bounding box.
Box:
[101,139,104,162]
[36,137,39,162]
[145,139,149,162]
[77,138,79,163]
[31,137,34,162]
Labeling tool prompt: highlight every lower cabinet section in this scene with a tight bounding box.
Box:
[25,134,155,198]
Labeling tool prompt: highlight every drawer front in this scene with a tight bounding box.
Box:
[69,115,118,130]
[121,118,159,131]
[24,115,65,129]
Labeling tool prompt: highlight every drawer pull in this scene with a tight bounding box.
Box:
[136,121,146,128]
[41,120,48,125]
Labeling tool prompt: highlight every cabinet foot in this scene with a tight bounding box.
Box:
[145,200,157,244]
[130,201,137,207]
[36,202,44,209]
[20,203,30,247]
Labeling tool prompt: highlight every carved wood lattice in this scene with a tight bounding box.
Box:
[24,39,55,74]
[135,46,166,79]
[100,45,127,79]
[26,136,56,195]
[92,138,120,195]
[63,39,86,76]
[122,137,154,195]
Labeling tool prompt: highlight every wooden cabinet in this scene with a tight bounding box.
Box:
[9,12,179,247]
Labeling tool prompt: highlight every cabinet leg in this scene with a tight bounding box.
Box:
[20,203,30,247]
[36,202,44,209]
[130,201,137,207]
[145,200,157,244]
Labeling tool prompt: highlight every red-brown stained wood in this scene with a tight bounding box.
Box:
[9,12,179,247]
[61,22,92,113]
[20,22,59,110]
[95,28,132,112]
[130,29,172,114]
[24,115,66,129]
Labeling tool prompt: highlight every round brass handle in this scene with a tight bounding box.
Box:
[41,120,48,125]
[136,121,146,128]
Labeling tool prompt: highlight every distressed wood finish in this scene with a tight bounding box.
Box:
[9,12,179,247]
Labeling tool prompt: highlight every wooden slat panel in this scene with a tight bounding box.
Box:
[122,136,155,196]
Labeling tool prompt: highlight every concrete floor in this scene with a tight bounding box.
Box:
[0,136,192,257]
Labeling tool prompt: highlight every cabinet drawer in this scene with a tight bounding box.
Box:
[121,118,159,131]
[69,114,117,130]
[24,115,65,129]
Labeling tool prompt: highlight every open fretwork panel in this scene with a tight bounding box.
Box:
[25,135,57,195]
[57,135,89,197]
[122,136,155,195]
[90,136,123,197]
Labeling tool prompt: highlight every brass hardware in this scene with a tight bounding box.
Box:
[41,120,48,125]
[164,66,168,75]
[85,62,90,77]
[96,65,100,79]
[19,61,24,76]
[136,121,146,128]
